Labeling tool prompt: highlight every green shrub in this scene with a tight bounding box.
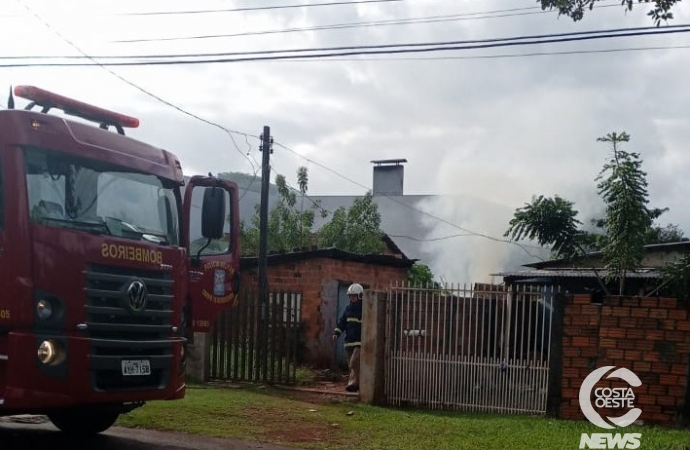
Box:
[294,366,317,385]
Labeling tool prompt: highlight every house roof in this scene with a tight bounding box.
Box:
[493,268,662,279]
[381,234,405,256]
[240,247,416,270]
[523,241,690,269]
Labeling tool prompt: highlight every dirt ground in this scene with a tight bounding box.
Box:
[0,373,362,449]
[194,378,355,447]
[0,380,359,450]
[284,379,359,400]
[208,369,361,404]
[203,374,361,446]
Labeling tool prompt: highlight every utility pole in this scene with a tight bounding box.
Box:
[258,126,272,306]
[257,126,272,380]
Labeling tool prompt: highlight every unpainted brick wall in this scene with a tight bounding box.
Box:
[560,294,690,425]
[240,257,408,366]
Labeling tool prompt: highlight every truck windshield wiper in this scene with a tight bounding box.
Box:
[103,216,169,245]
[141,233,170,246]
[40,217,111,235]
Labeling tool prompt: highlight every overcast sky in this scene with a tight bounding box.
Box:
[3,0,690,282]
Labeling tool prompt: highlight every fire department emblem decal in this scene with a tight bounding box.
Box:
[126,279,148,312]
[213,269,226,296]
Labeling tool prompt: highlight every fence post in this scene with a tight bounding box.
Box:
[187,331,211,383]
[680,352,690,428]
[360,290,386,405]
[546,292,566,417]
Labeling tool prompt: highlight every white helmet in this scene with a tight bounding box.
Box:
[347,283,364,296]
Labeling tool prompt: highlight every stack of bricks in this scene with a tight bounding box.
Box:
[560,294,690,425]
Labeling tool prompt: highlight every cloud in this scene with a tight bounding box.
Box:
[4,0,690,279]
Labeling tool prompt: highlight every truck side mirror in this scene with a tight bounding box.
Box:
[201,187,225,240]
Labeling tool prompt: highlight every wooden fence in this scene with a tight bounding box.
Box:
[208,289,303,384]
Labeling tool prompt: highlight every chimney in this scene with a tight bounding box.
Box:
[371,159,407,196]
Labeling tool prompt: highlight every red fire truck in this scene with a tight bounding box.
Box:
[0,86,240,435]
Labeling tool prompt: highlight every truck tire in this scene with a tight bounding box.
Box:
[48,411,119,436]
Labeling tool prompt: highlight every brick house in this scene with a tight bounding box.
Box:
[239,246,414,367]
[490,243,690,424]
[495,241,690,299]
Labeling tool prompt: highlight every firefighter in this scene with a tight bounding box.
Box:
[332,283,364,392]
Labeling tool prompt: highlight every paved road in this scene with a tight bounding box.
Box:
[0,419,302,450]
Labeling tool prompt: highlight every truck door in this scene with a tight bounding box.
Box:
[0,155,8,326]
[183,176,240,332]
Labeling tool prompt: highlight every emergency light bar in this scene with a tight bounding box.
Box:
[13,85,139,135]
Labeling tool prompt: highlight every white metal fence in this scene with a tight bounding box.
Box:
[384,283,557,414]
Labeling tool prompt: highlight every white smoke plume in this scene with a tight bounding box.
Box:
[417,159,602,287]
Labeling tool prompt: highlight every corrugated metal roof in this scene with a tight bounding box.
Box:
[241,247,416,270]
[492,269,661,279]
[524,241,690,269]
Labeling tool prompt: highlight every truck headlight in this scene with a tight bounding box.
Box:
[37,299,53,320]
[37,340,59,365]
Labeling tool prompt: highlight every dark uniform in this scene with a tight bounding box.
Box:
[333,300,362,391]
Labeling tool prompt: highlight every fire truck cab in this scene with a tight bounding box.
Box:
[0,86,239,435]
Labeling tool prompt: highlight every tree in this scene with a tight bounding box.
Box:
[647,223,687,243]
[539,0,681,26]
[239,169,387,256]
[659,253,690,298]
[504,131,682,295]
[319,191,386,254]
[407,263,440,287]
[504,195,584,260]
[504,193,611,294]
[595,132,652,294]
[297,166,309,238]
[585,207,684,248]
[239,167,325,256]
[239,220,260,256]
[643,208,687,243]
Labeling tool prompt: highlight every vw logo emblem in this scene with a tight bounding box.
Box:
[126,279,148,312]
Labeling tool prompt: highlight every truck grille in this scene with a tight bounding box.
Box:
[84,264,175,392]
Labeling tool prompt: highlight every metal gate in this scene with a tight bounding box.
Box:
[385,283,557,414]
[208,289,302,384]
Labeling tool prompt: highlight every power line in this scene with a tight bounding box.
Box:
[17,0,263,198]
[119,23,690,56]
[3,25,689,67]
[272,141,546,260]
[113,2,628,46]
[5,22,678,60]
[296,43,690,61]
[116,0,407,16]
[389,233,475,242]
[8,44,690,68]
[1,1,623,45]
[18,0,546,259]
[263,161,544,257]
[6,6,556,261]
[113,5,568,44]
[5,3,661,260]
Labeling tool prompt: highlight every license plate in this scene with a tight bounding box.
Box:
[121,359,151,376]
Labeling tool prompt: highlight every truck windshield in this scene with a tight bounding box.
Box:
[24,147,180,246]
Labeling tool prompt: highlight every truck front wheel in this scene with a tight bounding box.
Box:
[48,411,119,436]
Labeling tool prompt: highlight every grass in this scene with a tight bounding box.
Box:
[116,384,690,450]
